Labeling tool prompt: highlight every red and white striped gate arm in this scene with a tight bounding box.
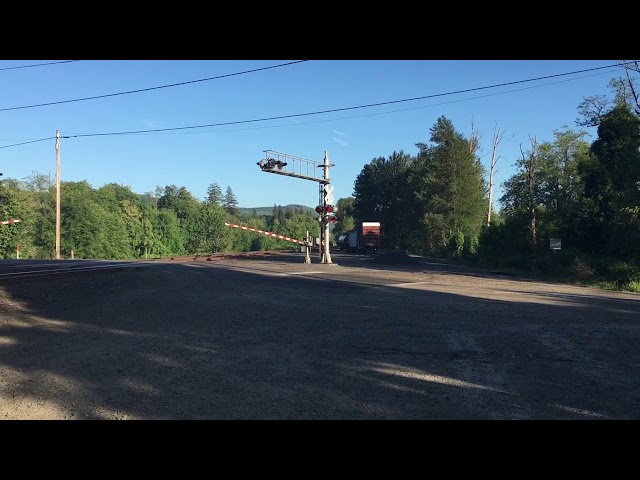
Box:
[224,222,305,245]
[0,218,21,226]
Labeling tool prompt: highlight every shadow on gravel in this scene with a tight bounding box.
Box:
[0,261,638,420]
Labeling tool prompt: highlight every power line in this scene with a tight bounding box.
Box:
[0,137,55,149]
[63,62,629,139]
[0,60,80,72]
[112,68,618,137]
[0,62,630,150]
[0,60,309,113]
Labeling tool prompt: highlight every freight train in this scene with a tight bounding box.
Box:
[337,222,381,253]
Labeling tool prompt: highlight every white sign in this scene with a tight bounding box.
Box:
[324,185,334,195]
[550,238,561,250]
[325,194,334,205]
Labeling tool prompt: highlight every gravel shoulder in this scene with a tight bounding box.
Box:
[1,254,638,420]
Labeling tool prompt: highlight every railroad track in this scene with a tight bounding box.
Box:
[0,250,297,280]
[0,260,147,281]
[152,250,296,263]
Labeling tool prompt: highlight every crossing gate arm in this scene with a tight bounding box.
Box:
[0,219,21,226]
[224,223,309,246]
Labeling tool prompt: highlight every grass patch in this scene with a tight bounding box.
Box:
[464,252,640,293]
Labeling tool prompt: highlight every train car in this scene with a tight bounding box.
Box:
[345,222,381,253]
[337,234,349,250]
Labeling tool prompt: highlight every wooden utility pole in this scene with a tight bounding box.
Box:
[55,130,61,260]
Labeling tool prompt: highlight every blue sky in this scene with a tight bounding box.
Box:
[0,60,625,210]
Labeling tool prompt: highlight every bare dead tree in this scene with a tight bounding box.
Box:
[469,114,483,157]
[487,124,502,226]
[620,59,640,116]
[576,95,610,127]
[576,61,639,127]
[520,136,539,258]
[486,122,509,226]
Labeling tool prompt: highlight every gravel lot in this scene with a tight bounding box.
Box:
[1,252,639,419]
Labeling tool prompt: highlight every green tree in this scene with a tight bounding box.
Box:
[58,181,131,259]
[157,185,203,254]
[408,117,487,256]
[353,151,414,250]
[120,199,143,257]
[97,183,140,213]
[501,128,596,256]
[140,191,159,209]
[521,138,541,258]
[206,182,224,206]
[0,179,27,258]
[154,209,185,255]
[193,203,231,254]
[280,210,318,247]
[223,186,239,216]
[158,185,201,221]
[18,172,55,258]
[332,197,355,241]
[139,204,158,258]
[579,104,640,255]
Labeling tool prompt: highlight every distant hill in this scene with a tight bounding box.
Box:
[237,204,315,216]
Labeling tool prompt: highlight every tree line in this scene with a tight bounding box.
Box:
[333,68,640,291]
[1,64,638,290]
[0,178,320,260]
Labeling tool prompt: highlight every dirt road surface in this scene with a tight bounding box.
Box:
[1,252,638,419]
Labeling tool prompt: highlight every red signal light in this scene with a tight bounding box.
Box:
[325,205,333,213]
[315,205,323,214]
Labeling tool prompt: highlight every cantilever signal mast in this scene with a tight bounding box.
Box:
[256,150,335,264]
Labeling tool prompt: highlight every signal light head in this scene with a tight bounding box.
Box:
[325,205,333,213]
[258,158,288,170]
[315,205,323,214]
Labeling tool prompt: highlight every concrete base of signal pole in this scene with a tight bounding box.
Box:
[320,223,336,265]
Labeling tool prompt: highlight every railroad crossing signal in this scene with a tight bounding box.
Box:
[256,150,330,184]
[257,158,287,170]
[324,184,334,205]
[315,205,335,215]
[257,149,335,265]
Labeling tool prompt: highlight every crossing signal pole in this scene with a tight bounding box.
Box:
[256,149,335,264]
[319,151,333,264]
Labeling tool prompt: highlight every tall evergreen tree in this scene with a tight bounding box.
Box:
[353,151,414,250]
[408,116,487,256]
[206,182,224,206]
[223,186,239,215]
